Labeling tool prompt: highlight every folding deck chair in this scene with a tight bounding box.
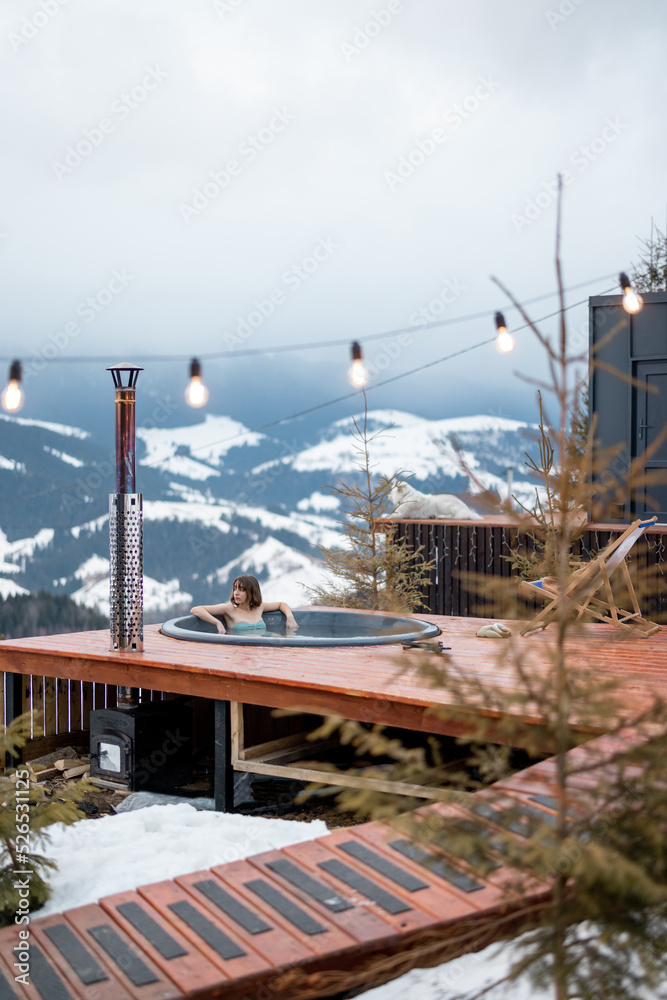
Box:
[519,516,661,638]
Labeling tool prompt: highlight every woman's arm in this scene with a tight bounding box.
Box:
[263,601,298,629]
[190,603,231,633]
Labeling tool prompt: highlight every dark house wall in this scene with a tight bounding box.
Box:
[589,292,667,522]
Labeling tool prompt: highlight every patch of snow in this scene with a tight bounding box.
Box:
[297,490,340,512]
[208,537,327,606]
[0,527,54,574]
[0,578,29,598]
[142,500,232,533]
[290,410,536,482]
[234,503,342,549]
[71,557,192,617]
[35,805,328,919]
[43,445,85,468]
[0,454,26,472]
[71,515,108,539]
[138,414,264,478]
[0,413,89,438]
[167,482,212,504]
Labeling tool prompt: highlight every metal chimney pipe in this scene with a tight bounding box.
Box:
[108,364,144,706]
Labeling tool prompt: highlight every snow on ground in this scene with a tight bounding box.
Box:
[42,445,85,467]
[287,411,534,481]
[296,490,340,512]
[31,803,565,999]
[0,578,29,598]
[35,805,328,919]
[208,536,329,606]
[0,454,26,472]
[70,555,191,616]
[0,527,54,574]
[138,414,264,478]
[142,499,233,532]
[233,502,342,549]
[0,413,89,439]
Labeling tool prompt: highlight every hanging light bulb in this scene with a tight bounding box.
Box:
[619,272,643,314]
[348,341,367,388]
[185,358,209,408]
[1,360,23,413]
[494,312,514,353]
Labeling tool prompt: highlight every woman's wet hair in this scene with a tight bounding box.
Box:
[230,574,262,609]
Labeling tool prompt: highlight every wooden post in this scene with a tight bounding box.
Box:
[214,700,234,812]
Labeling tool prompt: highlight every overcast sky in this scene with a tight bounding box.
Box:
[1,0,665,425]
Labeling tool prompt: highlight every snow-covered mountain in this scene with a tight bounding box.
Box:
[0,408,540,618]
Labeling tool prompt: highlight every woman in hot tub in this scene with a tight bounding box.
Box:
[190,575,298,635]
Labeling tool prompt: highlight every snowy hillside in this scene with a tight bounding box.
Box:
[0,407,543,617]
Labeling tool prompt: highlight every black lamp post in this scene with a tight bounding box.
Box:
[107,363,143,707]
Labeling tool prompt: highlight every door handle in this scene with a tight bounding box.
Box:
[638,418,651,440]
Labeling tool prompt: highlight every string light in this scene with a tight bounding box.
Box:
[619,272,643,314]
[348,341,368,388]
[1,360,23,413]
[494,312,514,353]
[185,358,209,408]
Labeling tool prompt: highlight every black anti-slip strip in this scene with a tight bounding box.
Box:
[244,879,327,935]
[317,859,411,914]
[117,901,187,960]
[338,841,429,892]
[389,839,485,893]
[23,944,75,1000]
[44,923,109,984]
[0,965,18,1000]
[529,794,558,810]
[88,925,159,987]
[469,799,556,837]
[267,859,352,912]
[193,879,272,935]
[168,900,246,960]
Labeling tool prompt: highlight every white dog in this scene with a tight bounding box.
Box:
[390,481,482,520]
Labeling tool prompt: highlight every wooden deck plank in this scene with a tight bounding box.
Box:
[136,879,271,986]
[209,858,357,957]
[63,903,182,1000]
[174,869,316,970]
[1,616,665,755]
[243,848,401,944]
[29,913,135,1000]
[100,889,227,995]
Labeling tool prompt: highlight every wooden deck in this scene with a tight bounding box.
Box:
[0,729,641,1000]
[1,615,666,753]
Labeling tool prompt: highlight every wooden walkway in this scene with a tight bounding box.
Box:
[1,616,666,753]
[4,735,627,1000]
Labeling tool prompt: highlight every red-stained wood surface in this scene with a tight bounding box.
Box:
[1,615,665,752]
[0,727,648,1000]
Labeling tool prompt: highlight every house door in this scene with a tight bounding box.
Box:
[634,361,667,520]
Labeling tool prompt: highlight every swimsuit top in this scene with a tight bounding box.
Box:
[229,620,267,633]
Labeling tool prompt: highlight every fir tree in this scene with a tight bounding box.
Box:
[303,179,667,1000]
[630,219,667,292]
[0,714,89,925]
[307,392,432,612]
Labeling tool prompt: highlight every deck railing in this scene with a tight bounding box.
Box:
[381,517,667,619]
